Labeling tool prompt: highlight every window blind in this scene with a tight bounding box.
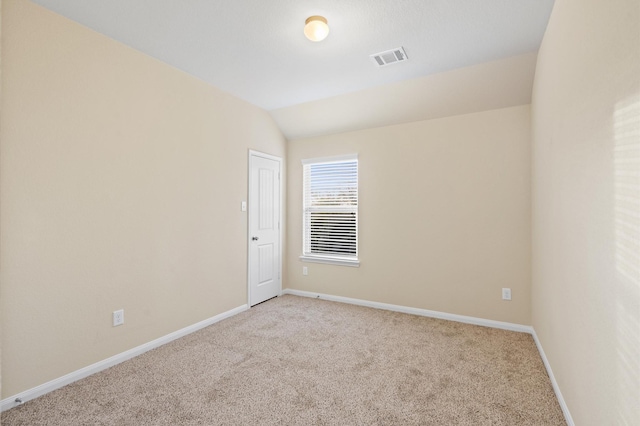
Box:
[303,156,358,259]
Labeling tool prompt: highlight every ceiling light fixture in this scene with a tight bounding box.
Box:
[304,16,329,42]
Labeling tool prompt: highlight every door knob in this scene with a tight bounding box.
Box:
[252,236,259,241]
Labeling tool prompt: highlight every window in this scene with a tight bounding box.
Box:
[300,155,359,267]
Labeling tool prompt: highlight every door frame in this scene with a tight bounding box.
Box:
[247,150,283,307]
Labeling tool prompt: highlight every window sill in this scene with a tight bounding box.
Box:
[299,255,360,268]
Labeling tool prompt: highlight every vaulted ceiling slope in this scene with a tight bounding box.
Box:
[31,0,554,139]
[272,53,537,140]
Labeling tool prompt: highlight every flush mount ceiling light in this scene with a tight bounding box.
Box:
[304,16,329,42]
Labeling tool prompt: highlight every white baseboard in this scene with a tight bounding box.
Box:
[4,292,575,426]
[282,289,532,333]
[531,329,575,426]
[1,304,248,412]
[282,288,574,425]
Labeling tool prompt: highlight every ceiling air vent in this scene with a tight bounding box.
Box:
[370,47,408,67]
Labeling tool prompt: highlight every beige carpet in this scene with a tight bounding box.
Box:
[2,295,566,425]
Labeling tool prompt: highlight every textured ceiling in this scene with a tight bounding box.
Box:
[31,0,555,112]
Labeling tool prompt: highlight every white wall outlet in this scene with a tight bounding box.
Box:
[303,266,308,276]
[113,309,124,326]
[502,288,512,301]
[241,201,247,212]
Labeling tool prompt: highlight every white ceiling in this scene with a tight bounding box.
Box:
[30,0,553,110]
[31,0,555,113]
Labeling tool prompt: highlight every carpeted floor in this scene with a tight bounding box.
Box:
[2,295,566,425]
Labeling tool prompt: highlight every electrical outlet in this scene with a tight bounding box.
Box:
[303,266,308,276]
[502,288,512,301]
[113,309,124,326]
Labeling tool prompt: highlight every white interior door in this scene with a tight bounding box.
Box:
[248,151,281,306]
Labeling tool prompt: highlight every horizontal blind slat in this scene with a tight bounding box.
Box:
[303,158,358,259]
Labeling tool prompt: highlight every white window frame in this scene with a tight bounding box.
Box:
[300,154,360,267]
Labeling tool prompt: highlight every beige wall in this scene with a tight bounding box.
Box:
[287,105,532,325]
[531,0,640,424]
[0,0,285,398]
[0,0,3,409]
